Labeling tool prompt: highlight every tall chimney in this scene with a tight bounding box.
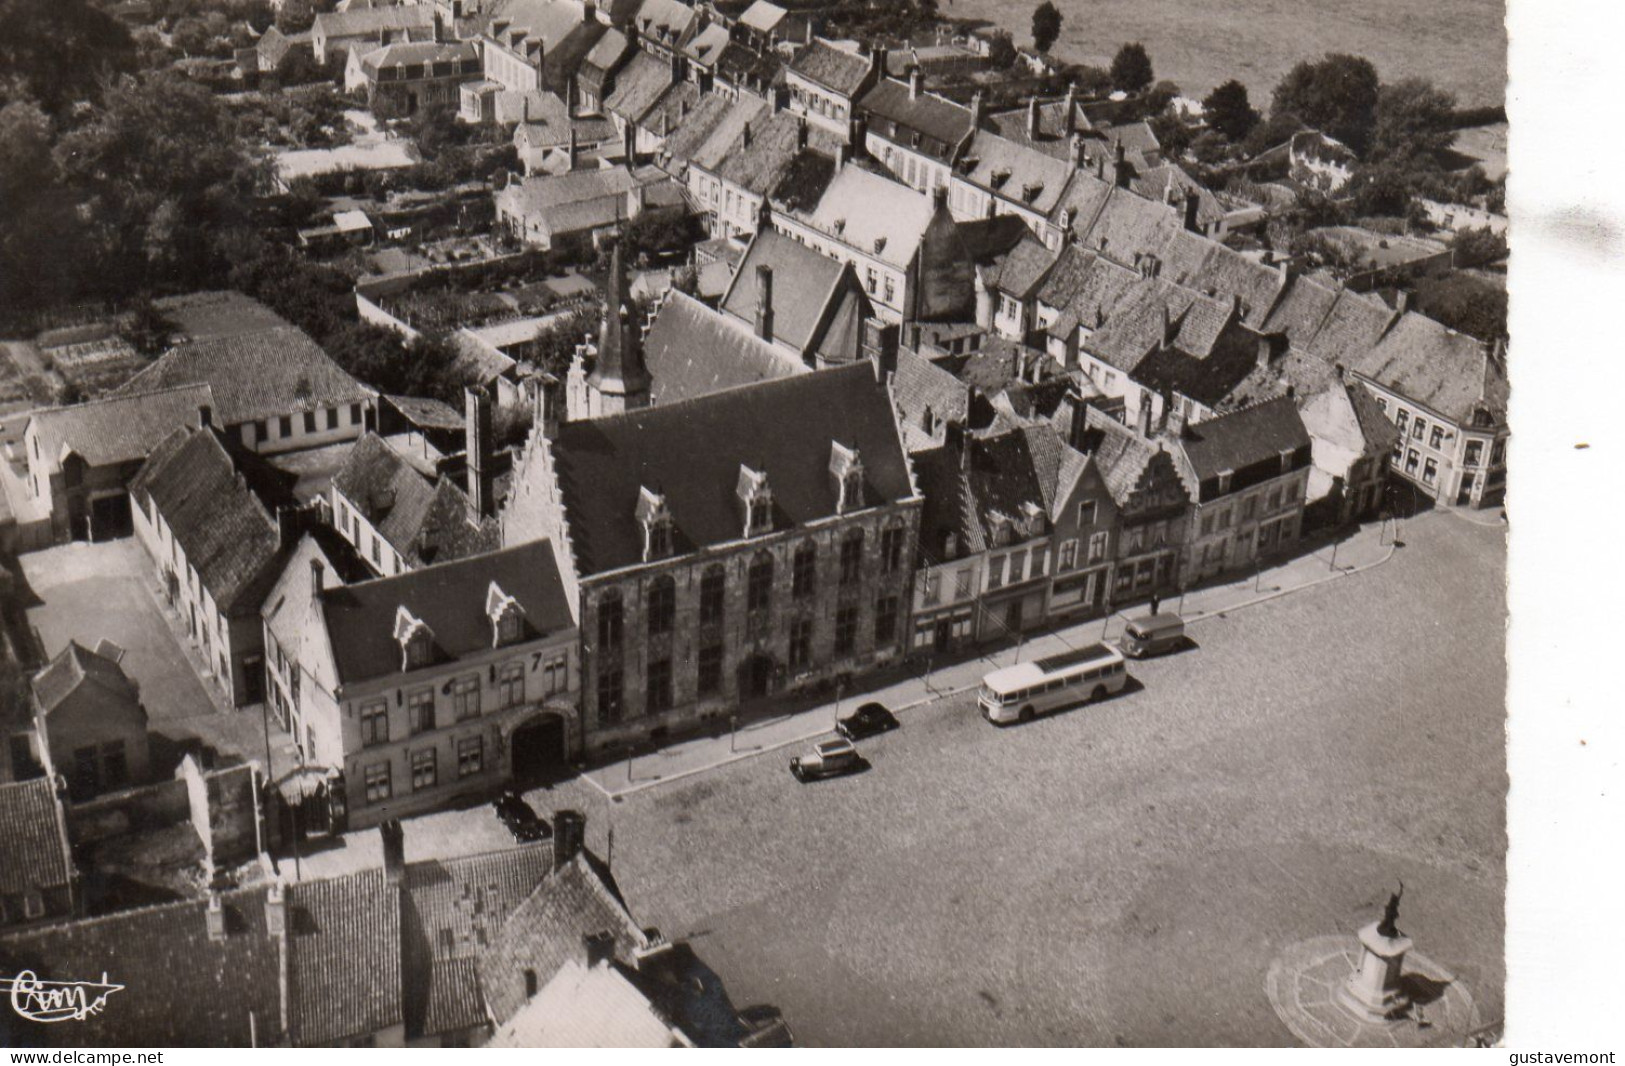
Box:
[1063,82,1076,134]
[741,121,752,149]
[796,115,808,149]
[567,124,578,169]
[754,265,775,341]
[1113,141,1130,189]
[465,385,495,520]
[206,893,227,941]
[970,89,984,127]
[1182,190,1201,233]
[1138,390,1153,438]
[909,65,922,100]
[309,558,324,598]
[380,818,406,885]
[1026,95,1040,139]
[553,809,585,871]
[198,404,213,428]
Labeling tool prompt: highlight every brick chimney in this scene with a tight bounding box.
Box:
[1026,95,1040,139]
[265,880,287,939]
[206,892,227,941]
[584,930,616,967]
[309,558,324,598]
[970,89,984,127]
[276,505,301,549]
[909,65,922,100]
[553,809,585,871]
[1113,142,1131,189]
[1182,190,1201,233]
[754,265,775,341]
[1063,82,1076,134]
[465,385,495,520]
[198,404,212,428]
[380,818,405,885]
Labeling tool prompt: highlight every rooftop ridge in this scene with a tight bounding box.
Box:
[570,352,880,429]
[32,381,213,419]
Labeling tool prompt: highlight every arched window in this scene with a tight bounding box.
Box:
[647,575,675,636]
[747,552,773,612]
[597,592,623,650]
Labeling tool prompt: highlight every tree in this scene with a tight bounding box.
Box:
[1110,42,1153,94]
[1203,79,1259,142]
[1411,273,1506,341]
[171,16,208,56]
[986,32,1018,70]
[121,299,179,357]
[1450,226,1508,269]
[275,0,315,34]
[0,0,135,113]
[1270,53,1380,157]
[1370,77,1458,165]
[0,99,85,311]
[1030,1,1062,53]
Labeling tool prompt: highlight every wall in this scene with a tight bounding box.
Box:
[180,757,263,867]
[233,398,371,456]
[65,776,191,843]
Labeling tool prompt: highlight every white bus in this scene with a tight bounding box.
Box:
[978,643,1128,725]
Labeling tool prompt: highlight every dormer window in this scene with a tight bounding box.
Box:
[873,236,887,254]
[486,582,525,647]
[1021,502,1046,539]
[737,465,773,537]
[635,485,674,562]
[394,606,434,671]
[829,442,865,514]
[991,516,1014,547]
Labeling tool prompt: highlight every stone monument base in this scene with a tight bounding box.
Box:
[1266,935,1478,1048]
[1337,921,1414,1021]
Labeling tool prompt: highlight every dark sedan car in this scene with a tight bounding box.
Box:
[835,701,899,741]
[493,791,550,842]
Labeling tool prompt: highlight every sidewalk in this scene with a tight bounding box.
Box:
[581,519,1398,800]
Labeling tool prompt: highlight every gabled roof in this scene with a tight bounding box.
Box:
[660,92,765,175]
[317,541,574,684]
[31,641,140,717]
[332,433,499,568]
[153,291,293,343]
[713,109,835,197]
[287,870,401,1047]
[489,958,689,1047]
[603,49,676,125]
[129,427,291,615]
[785,162,934,269]
[640,290,808,406]
[27,384,214,475]
[361,39,479,72]
[116,326,369,427]
[738,0,787,33]
[1173,396,1310,481]
[787,38,872,95]
[1299,381,1401,458]
[858,78,974,153]
[721,227,853,353]
[543,362,916,575]
[476,853,650,1027]
[629,0,696,44]
[314,4,433,38]
[1079,406,1178,507]
[958,128,1075,215]
[892,346,970,452]
[0,778,74,897]
[682,20,729,64]
[984,233,1055,300]
[1354,312,1506,424]
[383,394,465,435]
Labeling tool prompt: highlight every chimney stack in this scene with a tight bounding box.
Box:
[1395,290,1410,315]
[1182,190,1201,233]
[1064,82,1076,134]
[1256,335,1275,372]
[796,115,808,149]
[584,930,616,968]
[198,404,212,428]
[206,893,227,941]
[741,121,752,149]
[276,505,301,550]
[380,818,405,885]
[265,881,287,940]
[909,65,922,100]
[567,124,578,169]
[970,89,985,127]
[1113,141,1130,189]
[553,809,585,871]
[1138,390,1153,438]
[465,385,495,520]
[754,265,775,341]
[309,558,324,598]
[1026,95,1040,139]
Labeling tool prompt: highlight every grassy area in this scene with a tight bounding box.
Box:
[947,0,1505,106]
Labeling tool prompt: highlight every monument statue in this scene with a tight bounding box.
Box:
[1377,882,1404,938]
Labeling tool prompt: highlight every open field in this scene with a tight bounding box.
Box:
[950,0,1506,107]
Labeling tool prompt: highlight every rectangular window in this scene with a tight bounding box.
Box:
[1241,496,1257,522]
[1266,488,1281,512]
[1031,548,1048,578]
[881,527,905,572]
[351,402,363,425]
[646,659,673,715]
[543,654,568,696]
[1464,440,1483,467]
[699,569,725,624]
[1008,550,1026,584]
[457,736,484,777]
[698,644,723,696]
[498,662,525,708]
[598,599,623,650]
[1423,457,1438,483]
[279,415,293,437]
[955,569,974,599]
[1411,418,1426,440]
[1200,513,1215,536]
[408,688,435,734]
[788,619,813,670]
[365,761,391,804]
[100,741,128,791]
[835,605,858,656]
[1215,509,1231,532]
[876,595,899,645]
[748,556,773,612]
[1087,531,1108,563]
[411,747,437,791]
[839,534,863,585]
[451,675,480,720]
[371,535,382,566]
[361,701,389,745]
[303,410,317,434]
[986,556,1004,590]
[922,572,942,606]
[1059,539,1078,570]
[1076,501,1096,526]
[597,669,623,723]
[792,547,817,599]
[1395,410,1409,434]
[1429,425,1444,449]
[1405,449,1420,474]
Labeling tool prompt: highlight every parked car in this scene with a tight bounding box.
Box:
[836,701,899,741]
[493,790,550,842]
[1118,612,1187,658]
[789,737,862,782]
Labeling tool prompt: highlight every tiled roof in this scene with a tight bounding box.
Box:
[629,0,696,44]
[1260,273,1342,351]
[116,326,369,427]
[1299,287,1396,368]
[154,292,293,343]
[1132,319,1262,409]
[1034,245,1140,325]
[0,778,73,897]
[488,958,685,1047]
[544,362,916,575]
[383,394,465,434]
[1299,382,1400,458]
[766,146,837,213]
[581,26,631,76]
[1174,396,1310,481]
[314,5,432,38]
[287,870,402,1046]
[362,40,479,71]
[476,854,649,1026]
[129,428,290,615]
[721,228,849,353]
[640,78,701,139]
[893,347,970,452]
[785,162,934,269]
[28,384,214,475]
[959,128,1074,215]
[1354,312,1506,424]
[714,39,780,89]
[402,843,552,1038]
[0,886,283,1046]
[682,20,729,64]
[333,432,499,567]
[644,291,808,405]
[789,38,871,95]
[1079,407,1168,506]
[738,0,787,33]
[317,540,573,684]
[662,93,767,175]
[985,234,1055,299]
[30,641,139,716]
[604,50,676,125]
[1155,229,1284,329]
[715,109,834,197]
[858,78,974,154]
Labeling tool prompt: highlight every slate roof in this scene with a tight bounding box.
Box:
[714,109,834,197]
[714,39,781,90]
[1079,406,1173,506]
[738,0,787,33]
[314,5,432,39]
[985,234,1055,299]
[361,39,480,72]
[788,38,872,95]
[643,292,808,406]
[604,50,676,125]
[27,384,214,475]
[116,326,370,427]
[383,394,464,434]
[129,428,291,615]
[661,93,767,175]
[317,540,573,684]
[786,162,933,269]
[986,99,1088,155]
[682,20,729,65]
[332,432,499,568]
[0,778,73,897]
[628,0,696,45]
[721,228,849,353]
[1354,312,1506,423]
[31,641,139,717]
[858,79,974,156]
[0,886,283,1047]
[545,361,916,575]
[476,854,650,1026]
[1174,396,1310,481]
[893,346,970,452]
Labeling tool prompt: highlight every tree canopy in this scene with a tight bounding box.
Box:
[1270,53,1381,157]
[1110,42,1154,94]
[1031,1,1062,53]
[1202,79,1259,141]
[0,0,135,113]
[1370,77,1458,165]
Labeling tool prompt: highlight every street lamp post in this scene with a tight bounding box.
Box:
[1328,534,1340,572]
[729,714,738,753]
